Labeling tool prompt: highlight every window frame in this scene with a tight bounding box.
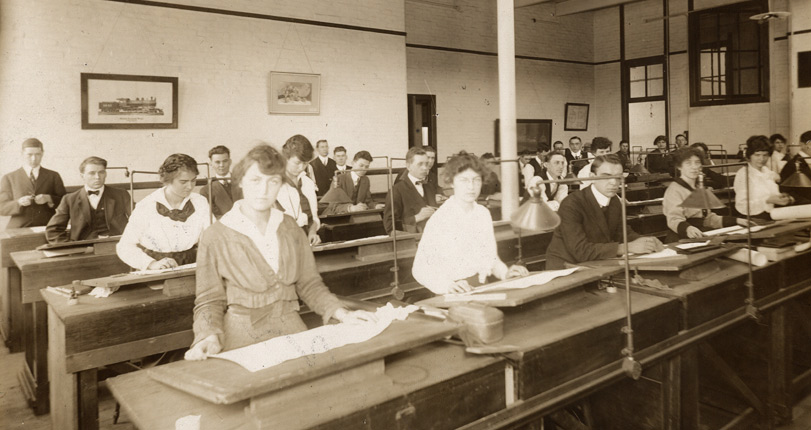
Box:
[627,56,667,103]
[688,0,769,107]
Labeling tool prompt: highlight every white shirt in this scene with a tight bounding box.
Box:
[85,186,104,210]
[521,159,542,189]
[408,173,425,197]
[337,164,348,171]
[577,161,595,187]
[734,164,781,216]
[318,155,329,166]
[220,201,283,272]
[527,174,568,211]
[350,170,361,187]
[116,188,211,270]
[412,196,508,294]
[23,165,41,180]
[590,183,612,208]
[277,173,320,229]
[769,152,786,174]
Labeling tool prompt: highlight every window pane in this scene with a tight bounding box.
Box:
[630,66,645,82]
[647,64,663,79]
[631,81,646,98]
[738,68,759,94]
[647,78,663,96]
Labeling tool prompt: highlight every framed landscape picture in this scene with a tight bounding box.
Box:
[564,103,589,131]
[81,73,178,129]
[268,72,321,115]
[494,119,553,157]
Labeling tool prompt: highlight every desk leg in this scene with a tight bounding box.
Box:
[34,301,50,415]
[78,369,99,430]
[680,348,700,430]
[49,305,78,430]
[7,266,22,352]
[770,306,791,425]
[1,267,9,345]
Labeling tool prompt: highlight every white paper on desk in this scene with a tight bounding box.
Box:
[130,262,196,276]
[89,286,115,298]
[175,415,200,430]
[42,246,93,258]
[675,241,711,250]
[209,303,418,372]
[635,248,680,259]
[704,225,766,236]
[461,268,581,295]
[29,226,46,233]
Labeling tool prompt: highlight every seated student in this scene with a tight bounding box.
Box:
[663,148,745,242]
[185,144,375,358]
[116,154,211,270]
[564,136,589,175]
[0,138,66,228]
[412,152,528,294]
[616,140,632,172]
[325,150,385,214]
[734,135,793,219]
[479,153,501,199]
[646,135,674,175]
[334,146,350,172]
[384,146,437,234]
[545,155,664,270]
[577,137,613,186]
[690,142,727,189]
[768,133,788,174]
[521,144,548,190]
[46,156,131,243]
[277,135,322,245]
[779,131,811,205]
[200,145,240,219]
[527,150,568,211]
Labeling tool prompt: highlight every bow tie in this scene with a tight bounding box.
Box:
[87,190,100,196]
[156,200,195,222]
[414,180,423,186]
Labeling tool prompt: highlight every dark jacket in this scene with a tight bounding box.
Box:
[0,167,66,228]
[646,149,674,175]
[200,179,240,219]
[383,176,437,233]
[311,157,338,197]
[46,186,131,243]
[322,172,374,215]
[564,149,590,175]
[545,186,640,269]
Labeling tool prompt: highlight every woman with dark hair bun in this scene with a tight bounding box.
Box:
[185,144,375,359]
[734,135,793,218]
[412,151,528,295]
[116,153,210,270]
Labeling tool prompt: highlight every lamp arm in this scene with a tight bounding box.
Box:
[197,162,213,224]
[128,170,160,212]
[374,155,405,301]
[619,176,641,380]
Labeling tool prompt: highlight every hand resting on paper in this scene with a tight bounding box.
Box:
[686,226,704,239]
[504,264,529,279]
[333,308,378,324]
[184,334,222,361]
[621,237,665,255]
[445,279,473,294]
[147,257,178,270]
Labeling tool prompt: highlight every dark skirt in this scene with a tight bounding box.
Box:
[137,244,198,266]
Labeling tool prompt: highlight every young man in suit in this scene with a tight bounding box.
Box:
[384,146,437,234]
[334,146,350,172]
[545,154,664,269]
[325,151,385,215]
[577,136,613,187]
[0,138,66,228]
[564,136,589,175]
[311,139,337,197]
[46,156,131,243]
[521,143,549,192]
[200,145,239,219]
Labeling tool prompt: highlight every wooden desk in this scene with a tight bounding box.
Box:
[10,248,130,415]
[45,283,194,430]
[319,208,383,224]
[108,342,506,430]
[0,227,47,352]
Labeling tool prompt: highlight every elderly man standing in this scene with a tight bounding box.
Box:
[0,138,65,228]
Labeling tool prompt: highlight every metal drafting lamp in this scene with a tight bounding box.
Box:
[374,155,406,301]
[320,171,353,210]
[781,158,811,188]
[512,173,642,379]
[510,186,560,265]
[684,161,759,319]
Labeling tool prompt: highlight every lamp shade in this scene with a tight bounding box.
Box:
[781,160,811,188]
[320,187,352,204]
[680,188,725,210]
[510,194,561,233]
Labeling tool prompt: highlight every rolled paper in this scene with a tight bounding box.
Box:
[770,204,811,220]
[728,248,768,267]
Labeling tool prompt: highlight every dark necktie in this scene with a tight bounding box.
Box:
[87,190,100,196]
[414,180,423,186]
[29,170,36,186]
[156,200,196,222]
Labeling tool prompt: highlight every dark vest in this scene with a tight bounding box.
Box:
[87,198,110,239]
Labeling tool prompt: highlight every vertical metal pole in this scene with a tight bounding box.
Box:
[497,0,518,221]
[620,176,640,379]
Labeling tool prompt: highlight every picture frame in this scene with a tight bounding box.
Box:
[494,119,553,157]
[268,72,321,115]
[81,73,178,129]
[564,103,589,131]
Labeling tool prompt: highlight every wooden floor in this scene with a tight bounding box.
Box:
[0,341,809,429]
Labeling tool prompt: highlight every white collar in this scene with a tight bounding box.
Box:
[221,201,283,238]
[214,173,230,179]
[319,155,329,165]
[589,184,612,207]
[336,164,347,170]
[350,170,361,183]
[23,165,41,177]
[85,185,105,195]
[158,187,192,209]
[408,173,425,186]
[570,149,581,156]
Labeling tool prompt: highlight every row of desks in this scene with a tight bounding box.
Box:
[104,241,811,430]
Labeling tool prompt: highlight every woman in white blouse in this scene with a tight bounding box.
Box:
[734,135,793,219]
[116,154,211,270]
[412,152,528,294]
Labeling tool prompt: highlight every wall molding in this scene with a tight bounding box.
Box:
[106,0,407,37]
[406,43,620,66]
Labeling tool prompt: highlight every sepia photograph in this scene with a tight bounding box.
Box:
[81,73,178,129]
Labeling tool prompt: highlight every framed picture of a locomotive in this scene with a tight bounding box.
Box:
[81,73,178,129]
[268,72,321,115]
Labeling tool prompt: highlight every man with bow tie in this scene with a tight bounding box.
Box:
[200,145,240,219]
[0,138,66,228]
[46,157,131,243]
[384,146,437,234]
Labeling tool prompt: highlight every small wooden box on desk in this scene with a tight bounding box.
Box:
[0,226,47,352]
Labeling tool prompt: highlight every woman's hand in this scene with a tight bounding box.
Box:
[333,308,377,324]
[766,193,792,206]
[147,258,178,270]
[506,265,529,278]
[308,228,322,246]
[184,334,222,361]
[448,279,473,294]
[686,226,704,239]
